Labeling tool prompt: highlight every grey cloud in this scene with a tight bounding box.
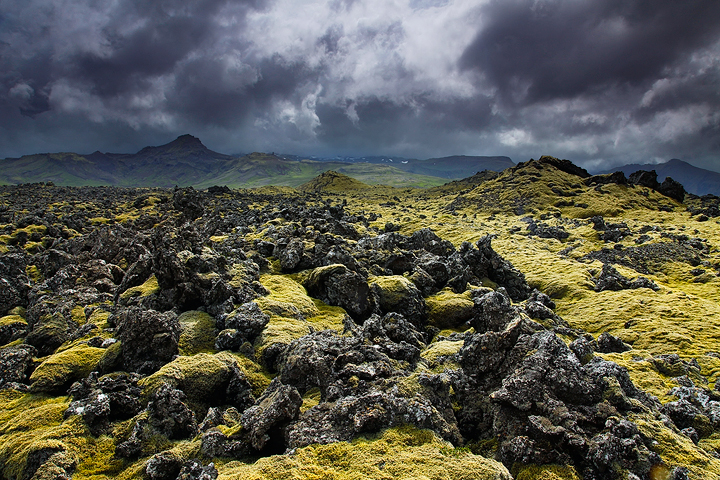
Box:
[460,0,720,104]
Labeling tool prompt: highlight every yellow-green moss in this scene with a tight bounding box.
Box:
[217,425,511,480]
[420,340,463,372]
[425,289,474,328]
[25,264,43,283]
[29,344,106,393]
[370,275,417,311]
[119,275,160,299]
[0,314,27,328]
[514,464,581,480]
[256,274,320,319]
[138,352,268,415]
[71,305,87,325]
[301,388,322,414]
[178,311,217,355]
[632,412,720,478]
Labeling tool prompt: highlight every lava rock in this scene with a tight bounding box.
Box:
[113,307,180,374]
[241,378,302,452]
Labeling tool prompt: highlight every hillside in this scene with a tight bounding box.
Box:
[605,158,720,196]
[2,162,720,479]
[0,136,507,189]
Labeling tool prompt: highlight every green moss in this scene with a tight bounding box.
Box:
[425,289,474,328]
[119,274,160,299]
[71,305,87,325]
[370,275,419,312]
[0,314,27,328]
[420,340,463,372]
[514,464,581,480]
[30,344,106,393]
[256,274,320,319]
[301,388,322,414]
[178,310,217,355]
[25,264,43,283]
[217,425,511,479]
[632,412,720,478]
[139,352,260,416]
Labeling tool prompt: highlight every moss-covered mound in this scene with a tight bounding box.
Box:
[298,171,370,193]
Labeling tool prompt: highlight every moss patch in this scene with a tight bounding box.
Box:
[178,310,217,355]
[30,344,106,393]
[425,289,474,328]
[119,274,160,299]
[217,425,511,479]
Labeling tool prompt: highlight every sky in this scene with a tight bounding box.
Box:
[1,0,720,171]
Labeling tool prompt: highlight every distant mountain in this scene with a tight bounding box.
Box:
[603,159,720,196]
[281,154,515,179]
[0,135,513,188]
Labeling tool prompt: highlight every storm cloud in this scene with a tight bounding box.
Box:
[1,0,719,170]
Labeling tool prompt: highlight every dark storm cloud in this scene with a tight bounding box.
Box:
[0,0,719,170]
[460,0,720,104]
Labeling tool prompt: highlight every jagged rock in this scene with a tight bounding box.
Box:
[470,290,519,333]
[596,332,632,353]
[371,275,427,327]
[584,171,628,186]
[65,372,142,435]
[303,264,376,321]
[148,383,198,439]
[594,264,659,292]
[287,388,461,449]
[113,307,180,374]
[224,302,269,341]
[146,451,184,480]
[526,220,569,240]
[177,460,219,480]
[241,377,302,452]
[570,334,597,364]
[275,238,305,271]
[173,186,205,220]
[0,344,36,389]
[22,447,77,480]
[659,177,686,202]
[0,253,30,315]
[629,170,660,190]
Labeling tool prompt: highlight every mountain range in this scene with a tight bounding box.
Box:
[0,135,515,189]
[603,158,720,196]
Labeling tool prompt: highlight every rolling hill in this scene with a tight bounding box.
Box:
[0,135,506,189]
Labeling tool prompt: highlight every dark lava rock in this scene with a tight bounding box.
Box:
[629,170,660,190]
[0,253,30,315]
[113,307,180,374]
[0,344,37,389]
[241,377,302,453]
[584,171,628,186]
[65,372,143,436]
[594,264,659,292]
[659,177,686,202]
[470,290,519,333]
[148,383,198,439]
[177,460,219,480]
[223,302,269,342]
[173,187,205,221]
[526,220,569,240]
[596,332,631,353]
[303,264,376,321]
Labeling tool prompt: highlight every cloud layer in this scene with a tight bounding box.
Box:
[1,0,719,170]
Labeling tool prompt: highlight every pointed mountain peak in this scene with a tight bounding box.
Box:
[171,134,204,147]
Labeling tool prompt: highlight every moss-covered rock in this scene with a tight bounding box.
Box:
[29,344,106,393]
[217,425,511,479]
[138,352,255,417]
[425,288,474,328]
[370,275,427,326]
[178,310,217,355]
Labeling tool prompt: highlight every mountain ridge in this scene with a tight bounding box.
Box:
[603,158,720,196]
[0,135,514,188]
